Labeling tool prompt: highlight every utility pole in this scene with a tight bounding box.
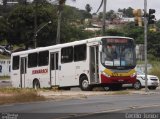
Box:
[56,0,65,44]
[102,0,107,35]
[144,0,149,92]
[34,0,38,48]
[56,11,61,44]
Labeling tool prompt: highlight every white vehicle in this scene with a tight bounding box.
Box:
[0,46,11,55]
[133,70,159,90]
[11,36,136,90]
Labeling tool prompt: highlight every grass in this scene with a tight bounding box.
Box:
[0,76,10,80]
[137,60,160,79]
[0,54,10,59]
[0,88,45,105]
[149,61,160,79]
[111,90,130,95]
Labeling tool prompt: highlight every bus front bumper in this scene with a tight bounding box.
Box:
[101,74,136,84]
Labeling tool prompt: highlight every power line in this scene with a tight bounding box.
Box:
[96,0,103,14]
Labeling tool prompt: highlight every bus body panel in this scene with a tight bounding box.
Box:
[11,69,20,88]
[11,36,136,89]
[28,66,50,88]
[50,50,60,87]
[75,60,89,85]
[59,62,76,87]
[101,69,136,85]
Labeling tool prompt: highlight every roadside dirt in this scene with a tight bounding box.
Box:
[38,88,160,101]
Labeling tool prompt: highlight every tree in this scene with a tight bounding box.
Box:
[0,17,9,41]
[2,2,93,47]
[7,3,57,47]
[125,7,133,17]
[85,4,92,13]
[106,29,124,36]
[17,0,27,4]
[148,32,160,58]
[123,22,144,44]
[106,10,116,20]
[98,10,117,20]
[156,20,160,29]
[2,0,7,7]
[118,7,133,18]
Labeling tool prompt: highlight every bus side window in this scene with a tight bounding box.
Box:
[28,52,38,68]
[74,44,86,62]
[61,47,73,63]
[12,56,20,70]
[38,51,49,66]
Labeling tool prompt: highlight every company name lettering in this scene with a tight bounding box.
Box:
[32,69,48,74]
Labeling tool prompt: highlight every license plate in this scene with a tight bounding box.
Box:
[152,82,158,86]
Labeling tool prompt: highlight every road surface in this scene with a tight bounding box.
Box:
[0,92,160,119]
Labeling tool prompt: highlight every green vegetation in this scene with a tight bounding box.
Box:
[0,1,94,49]
[0,54,10,59]
[137,60,160,79]
[0,88,45,105]
[149,61,160,79]
[0,76,10,80]
[0,2,160,59]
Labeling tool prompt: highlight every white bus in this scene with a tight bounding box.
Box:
[11,36,136,90]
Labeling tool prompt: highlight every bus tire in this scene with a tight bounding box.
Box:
[80,75,91,91]
[33,79,40,90]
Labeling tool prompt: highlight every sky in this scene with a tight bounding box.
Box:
[0,0,159,19]
[66,0,160,19]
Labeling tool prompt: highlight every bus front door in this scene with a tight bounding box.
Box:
[20,57,27,88]
[50,52,59,86]
[90,46,99,84]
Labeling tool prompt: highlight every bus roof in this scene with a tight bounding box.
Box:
[12,36,133,56]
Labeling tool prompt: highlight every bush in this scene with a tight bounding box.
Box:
[149,61,160,79]
[0,88,45,105]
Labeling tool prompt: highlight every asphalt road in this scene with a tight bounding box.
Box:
[0,93,160,119]
[0,80,160,119]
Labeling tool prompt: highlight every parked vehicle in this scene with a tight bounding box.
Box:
[0,46,11,55]
[133,70,159,90]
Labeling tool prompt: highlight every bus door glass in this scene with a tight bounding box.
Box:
[90,46,99,84]
[50,52,59,86]
[20,57,27,88]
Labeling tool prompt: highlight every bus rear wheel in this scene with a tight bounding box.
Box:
[33,79,40,90]
[80,76,91,91]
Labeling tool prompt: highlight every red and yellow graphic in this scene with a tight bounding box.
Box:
[32,69,48,74]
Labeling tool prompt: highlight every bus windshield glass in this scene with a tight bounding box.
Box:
[101,38,136,69]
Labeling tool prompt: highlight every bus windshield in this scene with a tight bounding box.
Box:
[101,38,136,69]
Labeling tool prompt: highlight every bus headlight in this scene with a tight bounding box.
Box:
[102,72,110,78]
[130,72,136,78]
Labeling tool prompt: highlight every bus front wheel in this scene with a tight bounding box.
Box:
[80,76,91,91]
[33,79,40,90]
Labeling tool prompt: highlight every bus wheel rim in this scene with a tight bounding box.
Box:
[82,80,89,89]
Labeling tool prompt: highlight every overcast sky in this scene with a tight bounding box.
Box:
[66,0,160,19]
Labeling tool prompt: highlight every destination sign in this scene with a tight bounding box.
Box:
[106,38,128,44]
